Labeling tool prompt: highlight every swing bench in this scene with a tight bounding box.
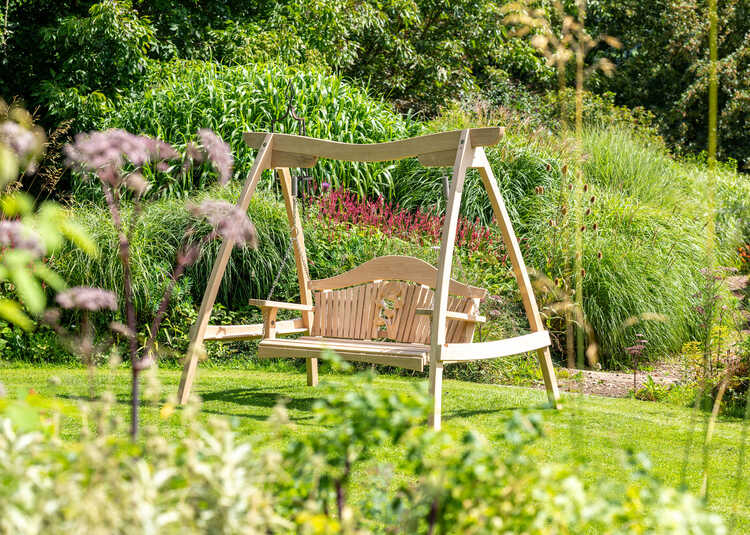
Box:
[177,127,560,429]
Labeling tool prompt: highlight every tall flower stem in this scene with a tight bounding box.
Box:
[103,184,140,438]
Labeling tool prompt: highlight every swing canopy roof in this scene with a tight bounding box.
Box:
[243,127,504,167]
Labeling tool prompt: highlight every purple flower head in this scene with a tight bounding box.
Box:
[65,129,178,186]
[321,181,331,192]
[0,121,43,164]
[184,141,204,163]
[197,129,233,185]
[0,221,45,257]
[189,200,258,247]
[56,286,117,312]
[123,172,150,196]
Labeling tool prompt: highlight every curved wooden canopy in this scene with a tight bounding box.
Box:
[309,255,487,299]
[243,127,503,166]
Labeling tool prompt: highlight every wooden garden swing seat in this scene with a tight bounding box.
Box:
[248,255,551,371]
[177,127,561,430]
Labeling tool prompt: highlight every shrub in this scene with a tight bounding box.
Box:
[587,0,750,169]
[0,372,727,534]
[36,1,156,119]
[67,60,416,198]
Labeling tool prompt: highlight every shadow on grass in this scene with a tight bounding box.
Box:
[443,406,523,420]
[201,387,318,413]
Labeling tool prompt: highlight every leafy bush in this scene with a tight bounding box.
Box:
[587,0,750,169]
[0,372,727,534]
[264,0,553,113]
[36,1,156,120]
[69,60,415,198]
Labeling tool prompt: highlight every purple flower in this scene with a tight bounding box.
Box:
[123,172,150,196]
[0,121,43,163]
[56,287,117,311]
[65,129,178,186]
[321,181,331,192]
[189,200,258,246]
[197,129,233,185]
[0,221,45,257]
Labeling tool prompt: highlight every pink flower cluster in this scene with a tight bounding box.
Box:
[312,185,505,256]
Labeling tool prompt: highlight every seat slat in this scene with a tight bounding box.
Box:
[258,336,428,371]
[396,284,418,342]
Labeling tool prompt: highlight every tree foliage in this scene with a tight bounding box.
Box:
[587,0,750,168]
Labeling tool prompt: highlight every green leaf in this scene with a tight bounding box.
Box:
[0,191,34,217]
[60,219,99,257]
[0,299,34,331]
[32,263,68,292]
[8,266,46,314]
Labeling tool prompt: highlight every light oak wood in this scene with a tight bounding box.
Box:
[429,129,473,430]
[308,278,479,345]
[475,149,560,408]
[442,331,551,362]
[310,255,486,298]
[278,166,317,386]
[204,319,306,341]
[271,150,318,169]
[244,128,503,163]
[262,307,278,339]
[415,308,487,323]
[258,336,429,371]
[249,299,314,312]
[177,133,274,404]
[418,145,502,167]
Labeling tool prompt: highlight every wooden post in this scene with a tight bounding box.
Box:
[177,134,274,404]
[429,129,473,430]
[474,149,560,408]
[277,167,317,386]
[262,307,278,339]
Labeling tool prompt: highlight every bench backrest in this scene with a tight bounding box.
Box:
[308,256,487,344]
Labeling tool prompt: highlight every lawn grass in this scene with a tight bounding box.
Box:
[1,363,749,531]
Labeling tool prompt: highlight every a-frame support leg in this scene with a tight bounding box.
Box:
[429,129,473,430]
[177,134,275,404]
[475,149,560,408]
[277,167,317,386]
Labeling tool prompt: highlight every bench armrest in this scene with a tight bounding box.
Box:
[249,299,314,312]
[414,308,486,323]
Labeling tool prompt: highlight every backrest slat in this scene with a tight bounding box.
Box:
[311,290,322,336]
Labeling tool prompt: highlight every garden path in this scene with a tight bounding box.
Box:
[554,273,748,399]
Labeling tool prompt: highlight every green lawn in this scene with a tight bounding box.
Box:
[1,363,749,531]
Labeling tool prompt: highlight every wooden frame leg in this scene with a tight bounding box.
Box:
[428,361,444,430]
[475,149,561,408]
[306,357,318,386]
[429,129,473,429]
[277,167,317,387]
[536,347,560,407]
[177,133,274,404]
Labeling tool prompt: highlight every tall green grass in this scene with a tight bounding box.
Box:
[53,187,298,316]
[76,60,416,199]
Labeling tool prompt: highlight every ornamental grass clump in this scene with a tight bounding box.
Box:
[72,60,415,200]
